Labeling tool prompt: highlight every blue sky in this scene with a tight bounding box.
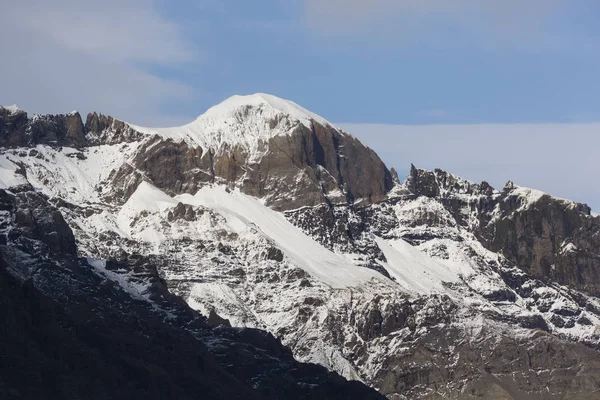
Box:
[157,0,600,125]
[1,0,599,209]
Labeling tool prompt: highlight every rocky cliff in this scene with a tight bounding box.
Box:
[404,165,600,296]
[0,106,86,148]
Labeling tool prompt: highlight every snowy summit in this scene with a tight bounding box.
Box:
[201,93,331,128]
[129,93,334,151]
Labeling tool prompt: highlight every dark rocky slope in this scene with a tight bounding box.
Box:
[0,186,384,400]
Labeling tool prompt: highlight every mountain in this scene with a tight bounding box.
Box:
[1,97,600,399]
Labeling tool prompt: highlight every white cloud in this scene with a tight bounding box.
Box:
[0,0,199,126]
[341,122,600,211]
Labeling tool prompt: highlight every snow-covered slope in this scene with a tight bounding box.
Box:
[375,236,468,294]
[176,186,385,288]
[117,182,386,288]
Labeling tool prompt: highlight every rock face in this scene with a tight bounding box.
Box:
[319,293,600,400]
[205,121,394,210]
[0,106,86,148]
[131,121,394,210]
[85,112,145,144]
[483,187,600,296]
[127,136,213,197]
[3,189,79,273]
[0,106,29,147]
[1,95,600,400]
[404,165,600,297]
[0,107,143,149]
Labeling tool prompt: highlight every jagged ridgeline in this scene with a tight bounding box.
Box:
[1,96,600,400]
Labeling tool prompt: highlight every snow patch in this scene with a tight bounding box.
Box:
[560,241,578,255]
[510,187,546,210]
[508,185,577,212]
[1,104,21,114]
[121,181,179,215]
[202,93,331,128]
[115,181,390,289]
[376,237,464,295]
[0,158,28,188]
[1,144,137,204]
[87,258,151,301]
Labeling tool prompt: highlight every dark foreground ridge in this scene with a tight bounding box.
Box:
[0,187,384,400]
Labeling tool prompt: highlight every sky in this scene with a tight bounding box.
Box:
[0,0,598,210]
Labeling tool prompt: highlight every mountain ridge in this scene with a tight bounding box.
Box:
[2,95,394,211]
[1,95,600,399]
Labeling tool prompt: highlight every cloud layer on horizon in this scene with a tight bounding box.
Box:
[341,122,600,212]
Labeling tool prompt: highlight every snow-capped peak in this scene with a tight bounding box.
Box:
[128,93,334,155]
[201,93,331,128]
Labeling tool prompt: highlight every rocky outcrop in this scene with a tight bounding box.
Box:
[240,123,393,210]
[403,165,600,297]
[85,112,145,145]
[372,323,600,400]
[129,136,213,196]
[320,294,600,400]
[482,186,600,296]
[0,188,78,271]
[285,203,391,276]
[0,108,147,149]
[28,112,87,147]
[0,107,86,148]
[0,107,29,147]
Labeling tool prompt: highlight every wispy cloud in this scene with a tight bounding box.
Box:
[302,0,584,51]
[341,122,600,211]
[0,0,201,126]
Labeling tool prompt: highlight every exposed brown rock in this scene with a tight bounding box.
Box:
[209,122,393,210]
[483,194,600,296]
[85,112,144,144]
[0,109,86,147]
[0,107,29,147]
[131,136,212,195]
